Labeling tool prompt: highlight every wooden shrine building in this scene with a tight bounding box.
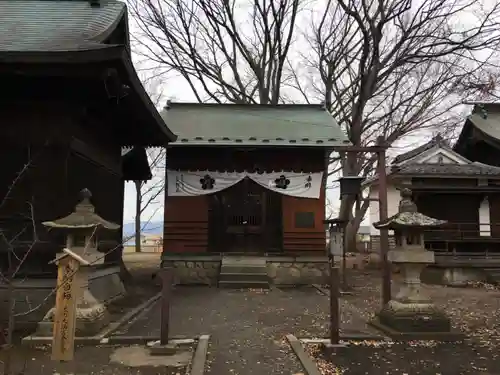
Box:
[0,0,176,325]
[368,130,500,285]
[161,103,350,287]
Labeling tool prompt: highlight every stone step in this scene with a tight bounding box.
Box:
[221,256,267,266]
[218,280,270,289]
[220,265,268,275]
[219,272,269,282]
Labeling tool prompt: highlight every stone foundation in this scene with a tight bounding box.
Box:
[0,265,125,331]
[161,254,331,286]
[161,256,221,286]
[442,267,486,286]
[267,256,329,285]
[421,266,486,286]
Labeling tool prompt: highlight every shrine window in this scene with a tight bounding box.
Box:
[295,212,315,228]
[73,235,86,247]
[406,233,421,245]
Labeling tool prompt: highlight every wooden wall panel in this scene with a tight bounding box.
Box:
[167,147,325,173]
[0,101,124,274]
[281,186,326,253]
[489,194,500,237]
[165,146,327,253]
[415,193,480,239]
[164,196,209,253]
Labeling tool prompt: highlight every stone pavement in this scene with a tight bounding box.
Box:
[115,286,379,375]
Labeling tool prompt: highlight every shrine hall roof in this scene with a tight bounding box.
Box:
[161,103,351,148]
[392,162,500,176]
[0,0,126,52]
[455,102,500,152]
[0,0,178,145]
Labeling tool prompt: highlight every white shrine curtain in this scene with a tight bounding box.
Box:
[166,170,323,199]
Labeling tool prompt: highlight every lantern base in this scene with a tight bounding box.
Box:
[74,303,109,335]
[369,316,465,342]
[378,303,451,332]
[369,301,464,341]
[36,303,109,337]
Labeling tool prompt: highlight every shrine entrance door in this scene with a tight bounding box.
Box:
[218,178,266,252]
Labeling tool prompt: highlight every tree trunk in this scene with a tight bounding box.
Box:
[349,199,370,252]
[344,222,359,254]
[134,180,142,253]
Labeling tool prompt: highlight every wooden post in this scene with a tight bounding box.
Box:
[329,264,340,345]
[160,267,174,345]
[341,222,347,290]
[376,136,391,305]
[51,256,81,361]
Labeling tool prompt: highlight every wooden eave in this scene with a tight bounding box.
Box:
[0,46,177,146]
[455,118,500,154]
[408,185,500,193]
[394,172,500,179]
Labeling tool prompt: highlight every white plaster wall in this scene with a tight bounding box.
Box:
[479,197,491,237]
[368,184,401,235]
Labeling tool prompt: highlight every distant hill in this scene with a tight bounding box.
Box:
[123,221,163,238]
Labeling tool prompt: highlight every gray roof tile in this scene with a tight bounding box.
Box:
[161,103,351,147]
[393,134,449,164]
[393,162,500,176]
[0,0,125,52]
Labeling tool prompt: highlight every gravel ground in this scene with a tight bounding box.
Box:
[308,270,500,375]
[116,284,380,375]
[107,253,161,323]
[1,345,186,375]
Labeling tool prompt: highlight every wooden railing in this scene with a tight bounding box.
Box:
[434,252,500,267]
[424,222,500,241]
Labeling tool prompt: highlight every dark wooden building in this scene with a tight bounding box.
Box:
[0,0,176,318]
[392,135,500,246]
[162,103,350,256]
[369,131,500,284]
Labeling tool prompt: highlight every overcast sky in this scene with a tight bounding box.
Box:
[121,1,478,225]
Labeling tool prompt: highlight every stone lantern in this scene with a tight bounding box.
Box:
[37,188,120,336]
[371,188,463,339]
[42,188,120,263]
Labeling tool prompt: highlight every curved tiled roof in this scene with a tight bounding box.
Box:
[454,103,500,153]
[392,162,500,176]
[392,134,449,165]
[0,0,126,52]
[161,103,351,147]
[0,0,177,145]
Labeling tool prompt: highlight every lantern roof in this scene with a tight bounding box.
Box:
[42,189,120,230]
[373,188,446,230]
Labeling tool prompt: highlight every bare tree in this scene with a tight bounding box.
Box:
[129,0,500,252]
[128,0,301,104]
[0,144,55,373]
[128,77,168,253]
[133,148,165,253]
[294,0,500,251]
